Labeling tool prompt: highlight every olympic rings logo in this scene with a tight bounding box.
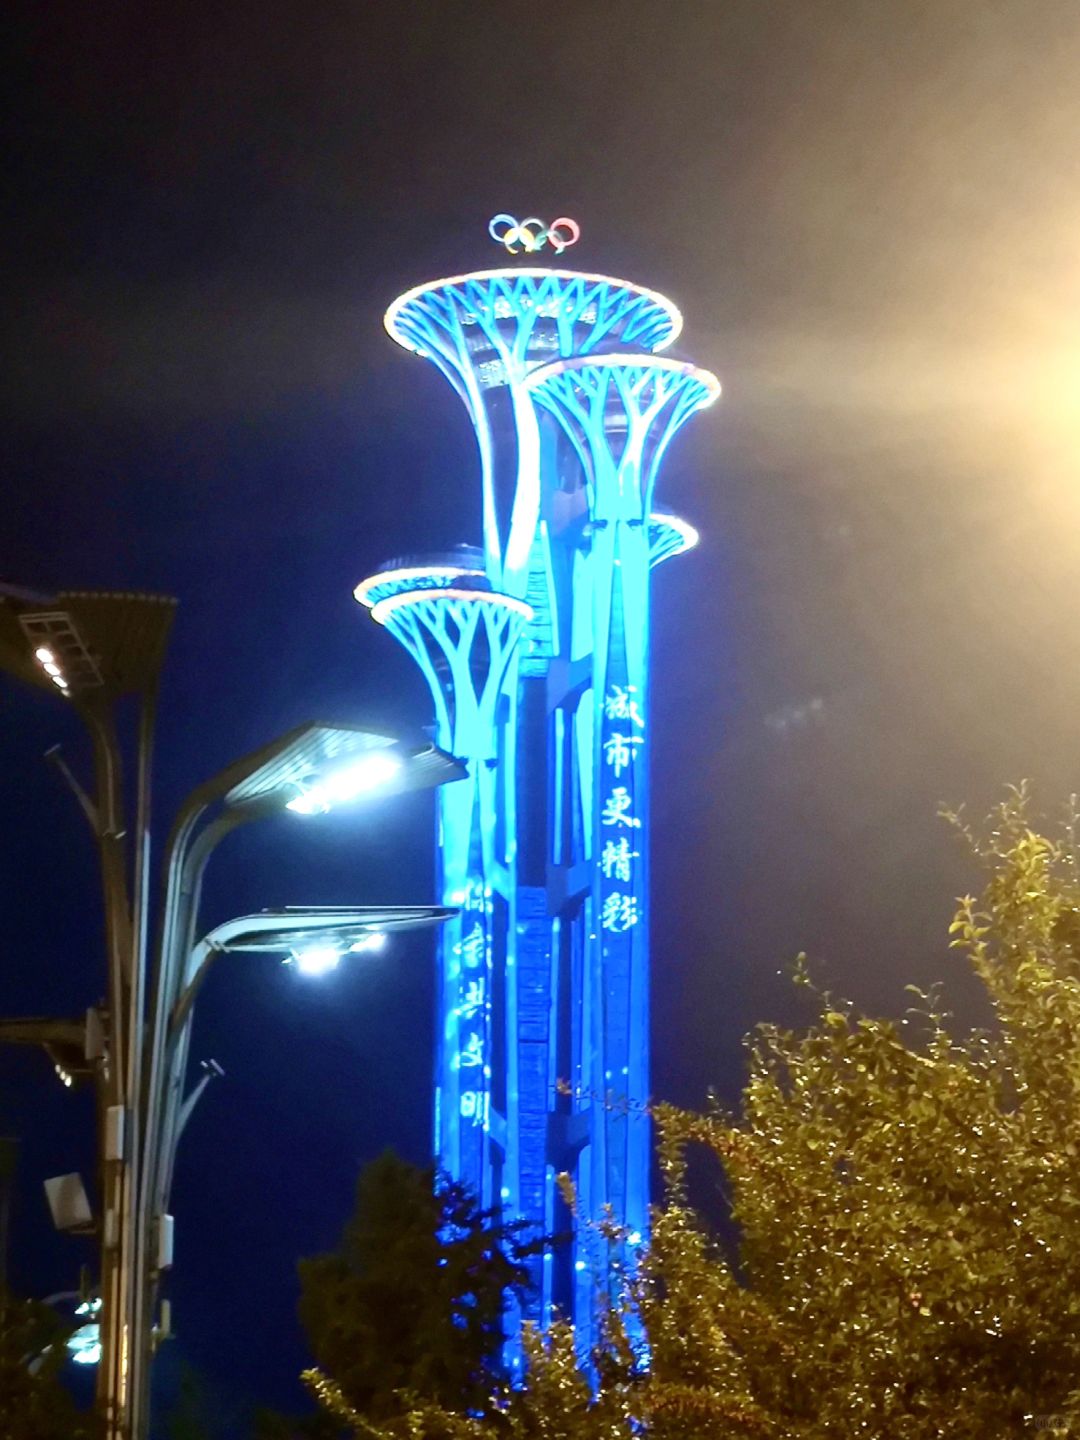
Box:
[488,214,581,255]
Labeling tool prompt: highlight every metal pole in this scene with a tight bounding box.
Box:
[84,704,133,1440]
[131,795,204,1440]
[125,687,156,1438]
[133,797,274,1440]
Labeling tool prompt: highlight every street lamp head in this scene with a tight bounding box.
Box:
[0,584,176,698]
[199,907,451,958]
[67,1297,103,1366]
[219,722,465,816]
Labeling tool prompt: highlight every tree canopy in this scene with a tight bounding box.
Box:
[299,1151,532,1433]
[308,791,1080,1438]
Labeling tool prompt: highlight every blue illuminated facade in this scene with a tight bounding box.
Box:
[355,254,718,1365]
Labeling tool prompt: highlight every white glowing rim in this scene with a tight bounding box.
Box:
[354,565,487,608]
[650,513,700,552]
[384,270,684,354]
[370,588,534,626]
[525,353,721,403]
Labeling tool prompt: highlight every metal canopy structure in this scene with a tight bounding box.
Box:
[357,229,719,1367]
[0,587,177,696]
[221,722,463,808]
[206,905,456,952]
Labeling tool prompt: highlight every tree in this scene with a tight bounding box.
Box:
[633,792,1080,1435]
[314,791,1080,1437]
[0,1288,92,1440]
[299,1151,534,1433]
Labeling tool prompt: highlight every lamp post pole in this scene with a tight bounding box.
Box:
[131,733,460,1437]
[92,703,139,1440]
[0,585,174,1440]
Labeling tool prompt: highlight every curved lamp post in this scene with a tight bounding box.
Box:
[135,719,463,1432]
[133,900,454,1436]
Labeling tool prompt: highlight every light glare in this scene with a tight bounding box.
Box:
[291,946,343,977]
[286,752,403,815]
[68,1321,101,1365]
[348,931,387,954]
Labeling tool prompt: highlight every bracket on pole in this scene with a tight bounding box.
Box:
[45,744,100,833]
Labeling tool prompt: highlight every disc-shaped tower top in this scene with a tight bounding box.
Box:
[384,270,683,394]
[526,355,720,523]
[354,550,532,761]
[355,548,490,612]
[527,352,720,420]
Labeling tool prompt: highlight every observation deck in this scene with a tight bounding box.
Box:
[355,550,532,761]
[384,269,682,391]
[354,548,490,612]
[383,274,686,594]
[526,355,720,522]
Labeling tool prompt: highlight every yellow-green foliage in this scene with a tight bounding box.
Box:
[309,791,1080,1438]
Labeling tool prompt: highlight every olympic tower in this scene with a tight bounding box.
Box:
[355,218,718,1365]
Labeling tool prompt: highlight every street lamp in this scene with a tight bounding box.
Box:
[153,903,453,1231]
[2,584,175,1440]
[0,584,465,1440]
[1,907,452,1390]
[141,726,461,1439]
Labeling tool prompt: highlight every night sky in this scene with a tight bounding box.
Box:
[3,0,1080,1425]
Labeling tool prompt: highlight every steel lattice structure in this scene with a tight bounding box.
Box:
[358,256,718,1370]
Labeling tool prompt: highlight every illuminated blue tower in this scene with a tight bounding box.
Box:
[354,553,532,1211]
[356,225,719,1363]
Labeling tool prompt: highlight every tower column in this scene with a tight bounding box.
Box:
[355,558,531,1209]
[527,357,720,1330]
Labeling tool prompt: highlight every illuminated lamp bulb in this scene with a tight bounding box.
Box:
[290,946,343,977]
[286,752,403,815]
[67,1322,101,1365]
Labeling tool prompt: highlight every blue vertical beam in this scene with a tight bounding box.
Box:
[354,564,531,1215]
[526,358,720,1347]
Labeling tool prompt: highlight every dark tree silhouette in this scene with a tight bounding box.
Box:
[299,1151,534,1429]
